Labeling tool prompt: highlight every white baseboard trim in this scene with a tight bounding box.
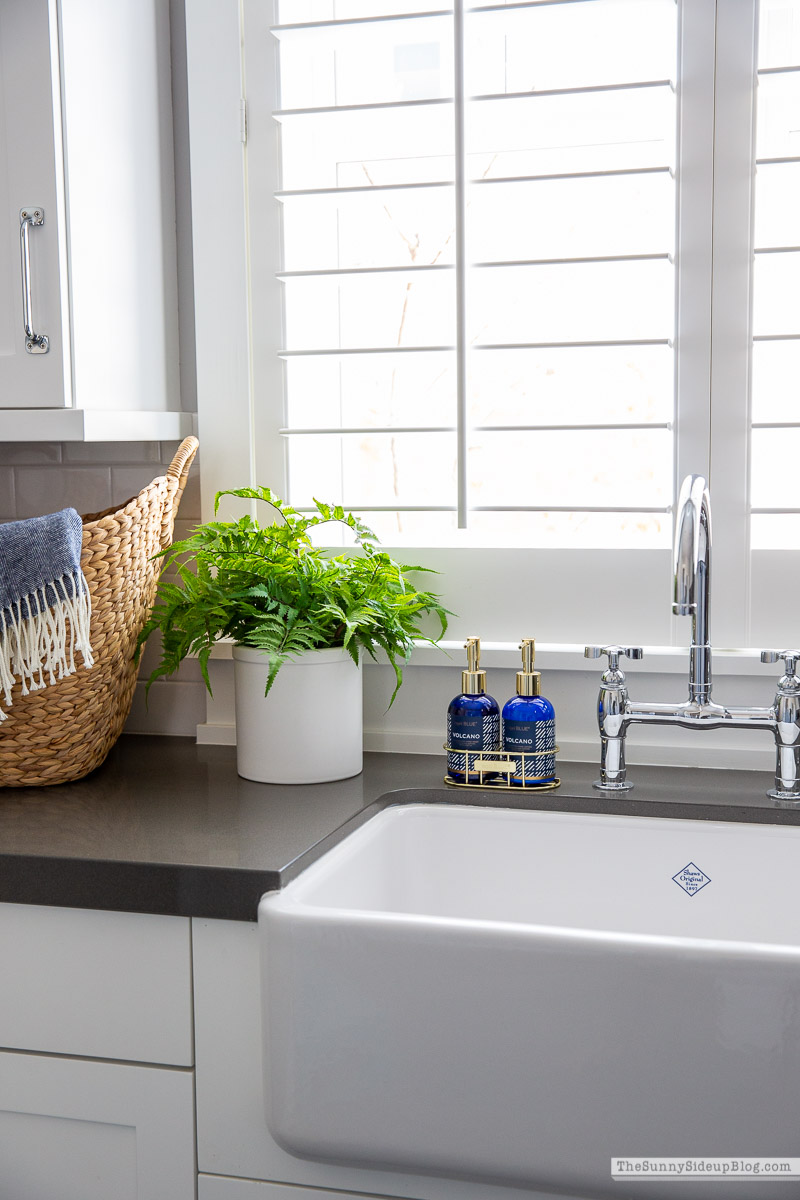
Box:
[197,722,237,746]
[363,729,776,772]
[197,722,776,773]
[363,729,442,756]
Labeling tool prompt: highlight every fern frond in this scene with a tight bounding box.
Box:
[140,488,450,703]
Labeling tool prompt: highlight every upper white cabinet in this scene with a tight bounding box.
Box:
[0,0,193,440]
[0,0,68,410]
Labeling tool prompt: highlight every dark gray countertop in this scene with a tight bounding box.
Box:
[0,735,796,920]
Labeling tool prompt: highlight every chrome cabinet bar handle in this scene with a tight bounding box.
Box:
[19,207,49,354]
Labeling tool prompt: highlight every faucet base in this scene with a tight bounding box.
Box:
[592,778,634,792]
[768,787,800,807]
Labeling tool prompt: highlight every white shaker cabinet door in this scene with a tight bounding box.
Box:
[0,0,68,408]
[0,1050,196,1200]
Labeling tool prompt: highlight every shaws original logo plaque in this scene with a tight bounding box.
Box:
[672,862,712,896]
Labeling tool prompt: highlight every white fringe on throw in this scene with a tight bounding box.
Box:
[0,572,94,721]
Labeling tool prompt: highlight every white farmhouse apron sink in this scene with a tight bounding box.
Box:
[259,803,800,1200]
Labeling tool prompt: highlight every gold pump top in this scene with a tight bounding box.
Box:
[516,637,541,697]
[462,636,487,693]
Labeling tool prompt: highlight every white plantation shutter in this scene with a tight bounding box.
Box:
[273,4,460,543]
[266,0,679,549]
[707,0,800,650]
[751,0,800,549]
[214,0,800,645]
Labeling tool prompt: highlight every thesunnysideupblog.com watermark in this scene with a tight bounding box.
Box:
[612,1159,800,1181]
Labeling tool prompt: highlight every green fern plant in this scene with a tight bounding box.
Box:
[137,487,450,704]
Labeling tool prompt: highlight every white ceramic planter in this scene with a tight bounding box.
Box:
[232,646,363,784]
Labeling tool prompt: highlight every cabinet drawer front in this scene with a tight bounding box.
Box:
[200,1178,391,1200]
[0,1050,195,1200]
[0,903,192,1065]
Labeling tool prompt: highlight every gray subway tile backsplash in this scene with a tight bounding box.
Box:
[2,442,196,521]
[0,469,15,520]
[111,466,168,507]
[14,466,113,519]
[63,441,162,465]
[0,442,63,466]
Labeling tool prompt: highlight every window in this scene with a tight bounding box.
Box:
[226,0,799,647]
[257,0,678,550]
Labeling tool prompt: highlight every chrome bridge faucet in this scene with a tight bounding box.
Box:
[585,475,800,803]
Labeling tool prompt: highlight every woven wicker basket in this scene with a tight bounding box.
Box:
[0,436,199,787]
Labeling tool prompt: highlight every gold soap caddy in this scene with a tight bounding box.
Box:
[443,745,560,792]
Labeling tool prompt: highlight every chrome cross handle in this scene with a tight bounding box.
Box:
[761,650,800,693]
[584,645,644,674]
[760,651,800,801]
[761,649,800,672]
[585,646,643,792]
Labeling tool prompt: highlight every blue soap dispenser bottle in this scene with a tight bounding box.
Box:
[446,637,500,782]
[502,639,556,785]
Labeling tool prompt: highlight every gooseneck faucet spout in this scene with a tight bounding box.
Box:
[586,475,800,803]
[672,475,711,703]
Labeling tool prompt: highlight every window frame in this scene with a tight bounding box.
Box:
[188,0,776,655]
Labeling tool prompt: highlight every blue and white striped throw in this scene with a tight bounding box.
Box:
[0,508,93,720]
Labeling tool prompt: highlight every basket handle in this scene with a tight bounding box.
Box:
[167,435,199,484]
[161,436,199,549]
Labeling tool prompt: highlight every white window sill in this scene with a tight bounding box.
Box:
[205,638,773,677]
